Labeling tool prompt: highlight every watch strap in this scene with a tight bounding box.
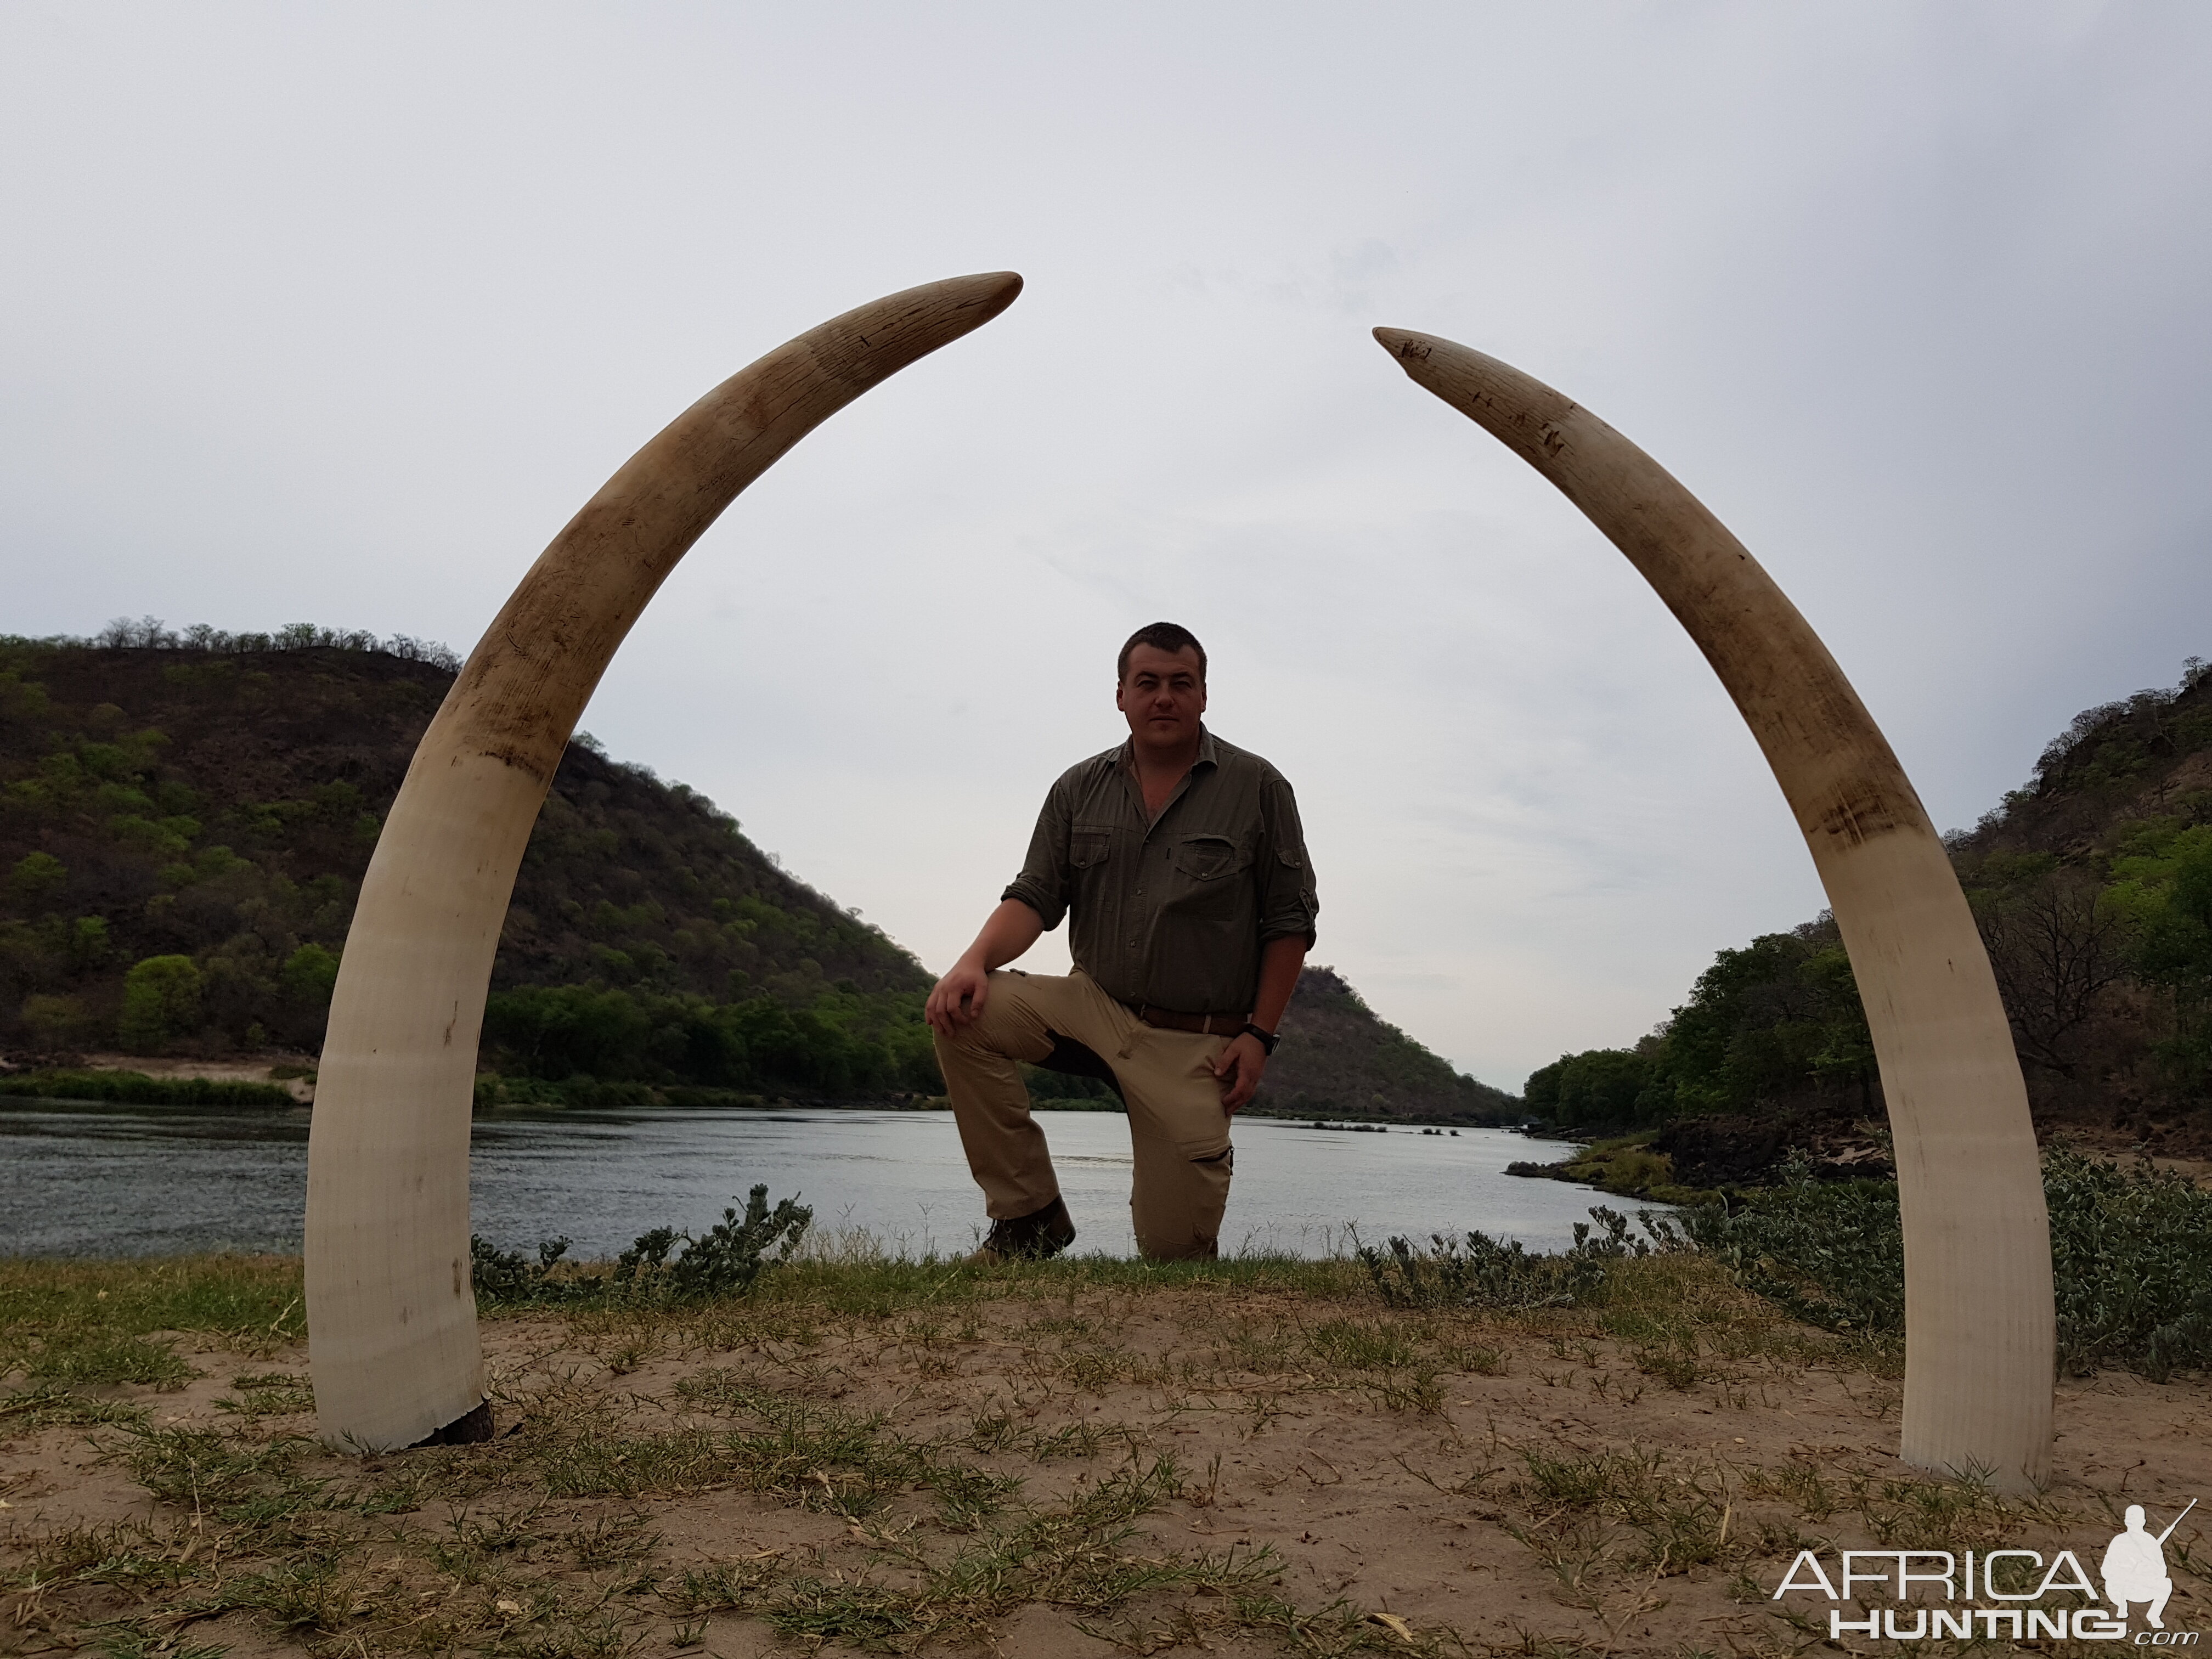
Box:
[1239,1022,1279,1055]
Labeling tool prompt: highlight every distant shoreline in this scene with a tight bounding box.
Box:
[1,1057,1524,1127]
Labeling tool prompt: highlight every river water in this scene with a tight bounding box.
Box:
[0,1103,1610,1260]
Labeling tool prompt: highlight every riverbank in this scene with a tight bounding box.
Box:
[7,1248,2208,1657]
[3,1054,1517,1126]
[0,1066,300,1109]
[1510,1109,2212,1207]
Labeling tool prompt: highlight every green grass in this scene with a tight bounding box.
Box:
[0,1383,149,1440]
[633,1244,1368,1317]
[749,1456,1277,1650]
[672,1370,1019,1524]
[3,1254,304,1401]
[215,1368,315,1417]
[125,1425,321,1521]
[1,1252,306,1355]
[24,1330,198,1388]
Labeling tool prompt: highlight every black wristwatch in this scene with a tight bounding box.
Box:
[1239,1022,1279,1055]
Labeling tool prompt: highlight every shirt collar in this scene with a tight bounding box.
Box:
[1116,725,1218,774]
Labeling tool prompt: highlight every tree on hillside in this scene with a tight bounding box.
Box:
[2108,822,2212,1092]
[1965,852,2131,1083]
[117,955,201,1051]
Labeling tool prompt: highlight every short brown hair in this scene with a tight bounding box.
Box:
[1116,622,1207,683]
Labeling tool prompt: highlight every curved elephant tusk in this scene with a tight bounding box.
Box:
[1372,328,2053,1490]
[306,272,1023,1451]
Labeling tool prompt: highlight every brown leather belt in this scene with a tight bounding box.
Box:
[1128,1003,1245,1037]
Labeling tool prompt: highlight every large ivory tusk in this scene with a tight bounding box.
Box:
[1373,328,2053,1489]
[306,273,1023,1451]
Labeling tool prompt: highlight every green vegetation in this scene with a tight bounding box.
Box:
[1680,1146,2212,1380]
[0,1066,294,1105]
[480,978,939,1097]
[1367,1142,2212,1384]
[0,625,939,1098]
[1503,1130,1726,1205]
[1360,1204,1673,1311]
[1523,917,1874,1130]
[1525,657,2212,1139]
[0,1253,306,1394]
[116,953,202,1050]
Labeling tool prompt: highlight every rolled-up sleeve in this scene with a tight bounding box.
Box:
[1001,775,1075,930]
[1257,774,1318,946]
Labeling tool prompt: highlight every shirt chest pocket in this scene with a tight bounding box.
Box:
[1171,834,1250,884]
[1070,825,1114,870]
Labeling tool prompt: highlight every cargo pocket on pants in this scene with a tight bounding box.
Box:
[1188,1143,1233,1171]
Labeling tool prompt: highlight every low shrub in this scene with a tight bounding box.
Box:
[466,1235,581,1305]
[1683,1146,2212,1380]
[471,1183,814,1307]
[1676,1155,1904,1338]
[1361,1205,1682,1310]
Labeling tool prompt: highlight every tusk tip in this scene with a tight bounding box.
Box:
[1371,326,1434,366]
[955,270,1024,316]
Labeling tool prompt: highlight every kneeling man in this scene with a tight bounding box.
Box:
[924,622,1317,1261]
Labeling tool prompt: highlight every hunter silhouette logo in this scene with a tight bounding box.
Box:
[1771,1501,2200,1643]
[2106,1502,2194,1631]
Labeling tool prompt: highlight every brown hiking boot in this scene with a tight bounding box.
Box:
[966,1196,1076,1265]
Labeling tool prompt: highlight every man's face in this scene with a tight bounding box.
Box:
[1116,644,1207,750]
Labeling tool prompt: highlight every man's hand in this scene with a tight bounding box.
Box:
[926,958,992,1036]
[1206,936,1303,1114]
[926,901,1046,1037]
[1207,1032,1269,1113]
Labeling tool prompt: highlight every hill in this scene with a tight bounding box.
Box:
[1520,656,2212,1173]
[1258,964,1519,1121]
[0,625,1510,1116]
[1,627,943,1097]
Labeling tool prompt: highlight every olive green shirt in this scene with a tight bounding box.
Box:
[1002,727,1318,1015]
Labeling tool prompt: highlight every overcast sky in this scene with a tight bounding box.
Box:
[5,3,2209,1089]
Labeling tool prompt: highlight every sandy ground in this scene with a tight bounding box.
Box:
[7,1263,2212,1657]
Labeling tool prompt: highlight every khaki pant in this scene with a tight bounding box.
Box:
[933,968,1234,1260]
